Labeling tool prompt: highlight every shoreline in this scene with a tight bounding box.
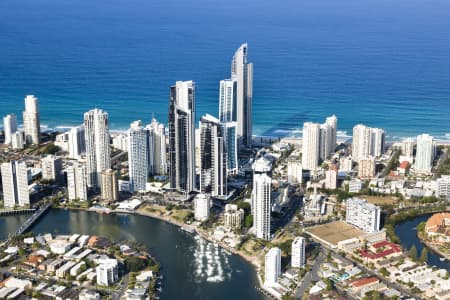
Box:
[39,126,450,145]
[420,237,450,261]
[60,206,264,274]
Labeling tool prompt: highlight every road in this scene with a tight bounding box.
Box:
[293,249,325,299]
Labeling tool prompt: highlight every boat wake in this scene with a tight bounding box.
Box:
[192,237,232,283]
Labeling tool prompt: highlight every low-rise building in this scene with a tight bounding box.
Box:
[424,212,450,244]
[55,261,76,278]
[348,179,362,193]
[224,204,244,230]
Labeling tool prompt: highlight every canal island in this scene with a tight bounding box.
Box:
[0,232,160,299]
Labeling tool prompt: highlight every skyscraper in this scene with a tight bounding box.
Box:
[1,160,29,208]
[223,122,238,174]
[264,247,281,287]
[302,122,321,170]
[291,237,306,268]
[415,134,435,173]
[147,118,167,176]
[325,114,338,155]
[219,79,237,123]
[128,120,149,193]
[168,81,196,193]
[101,169,119,202]
[199,114,227,197]
[3,114,17,145]
[68,126,86,159]
[352,124,371,161]
[66,163,88,201]
[41,155,62,182]
[218,79,239,174]
[352,124,385,162]
[370,128,385,157]
[23,95,40,145]
[231,44,253,147]
[84,109,111,188]
[252,157,272,240]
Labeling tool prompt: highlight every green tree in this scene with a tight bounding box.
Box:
[416,221,426,233]
[379,267,390,277]
[237,201,251,214]
[408,245,417,261]
[124,256,147,272]
[420,247,428,263]
[244,215,253,228]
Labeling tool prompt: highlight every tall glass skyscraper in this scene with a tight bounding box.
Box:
[168,81,196,193]
[231,43,253,148]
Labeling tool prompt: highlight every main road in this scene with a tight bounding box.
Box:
[293,249,325,298]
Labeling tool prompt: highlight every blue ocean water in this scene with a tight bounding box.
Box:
[0,0,450,140]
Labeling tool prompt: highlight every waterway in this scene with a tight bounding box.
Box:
[0,209,267,300]
[394,214,449,270]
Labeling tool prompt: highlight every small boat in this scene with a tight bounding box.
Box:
[440,257,446,261]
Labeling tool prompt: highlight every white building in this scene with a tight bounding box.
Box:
[401,137,414,158]
[199,114,227,197]
[252,157,272,240]
[370,128,385,157]
[302,122,321,170]
[291,237,306,268]
[96,259,118,286]
[287,160,302,184]
[66,163,88,201]
[128,120,149,193]
[168,81,196,193]
[437,175,450,200]
[112,133,128,152]
[224,204,245,230]
[349,179,362,193]
[219,78,236,123]
[346,198,381,233]
[84,108,111,188]
[11,131,24,150]
[23,95,40,145]
[147,117,167,175]
[264,247,281,287]
[79,289,100,300]
[41,155,62,182]
[339,156,353,172]
[3,113,17,145]
[358,156,376,178]
[68,126,85,159]
[415,134,435,173]
[194,193,211,222]
[325,168,337,189]
[352,124,385,162]
[231,43,253,147]
[1,161,29,208]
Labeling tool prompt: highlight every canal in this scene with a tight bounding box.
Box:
[394,214,449,270]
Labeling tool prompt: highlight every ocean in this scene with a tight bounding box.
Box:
[0,0,450,141]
